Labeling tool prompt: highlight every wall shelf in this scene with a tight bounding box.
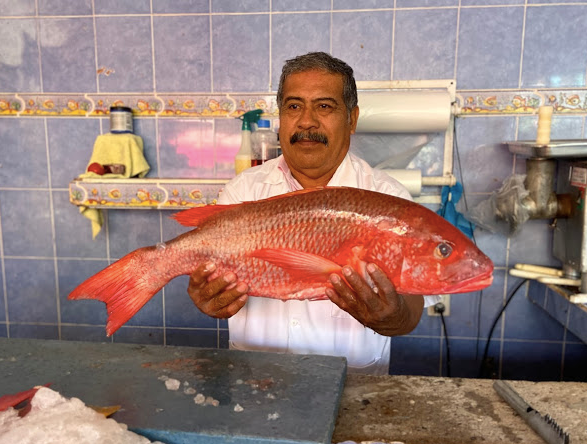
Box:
[69,177,228,210]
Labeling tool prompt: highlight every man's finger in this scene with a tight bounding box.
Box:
[211,282,248,311]
[190,262,216,286]
[367,263,397,301]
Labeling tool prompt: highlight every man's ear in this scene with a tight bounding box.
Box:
[349,106,359,134]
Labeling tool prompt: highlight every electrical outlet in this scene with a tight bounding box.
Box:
[427,295,450,316]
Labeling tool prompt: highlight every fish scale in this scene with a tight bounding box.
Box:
[69,187,494,336]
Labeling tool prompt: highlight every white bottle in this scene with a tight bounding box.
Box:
[251,119,279,166]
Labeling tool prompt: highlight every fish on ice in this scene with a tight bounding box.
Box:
[69,187,494,336]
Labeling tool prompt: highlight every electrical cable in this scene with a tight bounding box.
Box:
[438,308,451,377]
[478,278,529,378]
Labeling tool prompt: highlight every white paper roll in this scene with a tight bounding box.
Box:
[383,169,422,196]
[356,90,452,133]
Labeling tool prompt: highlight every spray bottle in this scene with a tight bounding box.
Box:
[235,109,263,175]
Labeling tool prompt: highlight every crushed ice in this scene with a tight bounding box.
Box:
[0,387,164,444]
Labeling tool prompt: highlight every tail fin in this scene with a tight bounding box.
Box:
[69,247,169,336]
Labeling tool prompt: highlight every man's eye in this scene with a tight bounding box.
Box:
[288,104,300,110]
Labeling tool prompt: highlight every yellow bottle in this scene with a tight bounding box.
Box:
[235,129,252,175]
[235,109,263,175]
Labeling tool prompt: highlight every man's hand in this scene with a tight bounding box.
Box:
[325,263,424,336]
[187,262,249,318]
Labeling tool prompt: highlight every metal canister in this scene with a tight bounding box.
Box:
[109,106,133,134]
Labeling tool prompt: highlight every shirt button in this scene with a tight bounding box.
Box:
[291,319,299,327]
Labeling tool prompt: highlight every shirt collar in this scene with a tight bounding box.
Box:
[272,152,356,191]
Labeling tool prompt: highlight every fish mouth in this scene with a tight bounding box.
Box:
[442,271,494,293]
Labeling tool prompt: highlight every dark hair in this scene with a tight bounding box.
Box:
[276,52,358,118]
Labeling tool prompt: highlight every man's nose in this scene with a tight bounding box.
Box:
[297,107,319,129]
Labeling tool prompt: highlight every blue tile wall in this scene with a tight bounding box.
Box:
[522,5,587,87]
[212,14,270,92]
[273,0,331,11]
[1,2,586,382]
[271,13,331,89]
[332,10,393,81]
[95,16,154,92]
[38,0,93,16]
[393,8,457,81]
[457,7,524,89]
[0,19,40,91]
[40,18,97,93]
[153,15,211,93]
[152,0,209,14]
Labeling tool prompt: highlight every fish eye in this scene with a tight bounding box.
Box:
[435,242,453,259]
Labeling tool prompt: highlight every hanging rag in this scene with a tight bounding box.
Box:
[437,182,475,239]
[78,133,150,238]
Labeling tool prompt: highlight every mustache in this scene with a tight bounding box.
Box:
[290,131,328,146]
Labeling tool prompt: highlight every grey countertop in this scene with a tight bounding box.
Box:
[334,374,587,444]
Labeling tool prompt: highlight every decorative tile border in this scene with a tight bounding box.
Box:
[457,89,587,115]
[19,94,91,116]
[88,95,163,116]
[0,95,23,115]
[2,90,587,118]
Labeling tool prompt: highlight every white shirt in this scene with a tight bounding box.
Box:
[217,153,438,375]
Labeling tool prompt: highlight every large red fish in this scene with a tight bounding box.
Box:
[69,187,493,336]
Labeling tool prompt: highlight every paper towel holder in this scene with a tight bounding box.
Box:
[356,79,457,203]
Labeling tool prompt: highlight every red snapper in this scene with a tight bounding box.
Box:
[69,187,493,336]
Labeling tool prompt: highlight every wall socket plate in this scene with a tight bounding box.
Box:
[427,295,450,316]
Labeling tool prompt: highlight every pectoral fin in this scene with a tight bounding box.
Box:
[250,248,341,280]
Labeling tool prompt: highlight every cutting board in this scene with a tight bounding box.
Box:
[0,338,347,444]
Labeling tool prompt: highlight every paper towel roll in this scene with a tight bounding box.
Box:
[383,169,422,196]
[356,90,451,133]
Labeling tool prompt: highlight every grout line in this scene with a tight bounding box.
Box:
[3,87,587,96]
[209,0,214,92]
[2,2,586,21]
[43,117,62,340]
[269,0,273,91]
[517,0,528,88]
[149,0,157,92]
[34,0,43,92]
[453,0,461,81]
[329,0,333,54]
[91,0,100,92]
[390,0,396,80]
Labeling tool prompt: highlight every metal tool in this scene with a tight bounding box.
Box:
[493,380,570,444]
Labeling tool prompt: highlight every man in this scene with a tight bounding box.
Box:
[187,52,437,374]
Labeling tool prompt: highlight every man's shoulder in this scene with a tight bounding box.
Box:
[348,154,412,200]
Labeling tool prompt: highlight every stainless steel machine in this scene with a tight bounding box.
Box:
[502,141,587,297]
[552,157,587,291]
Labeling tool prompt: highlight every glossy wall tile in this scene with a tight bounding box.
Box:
[1,2,586,381]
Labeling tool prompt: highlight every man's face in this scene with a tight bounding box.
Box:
[278,70,359,187]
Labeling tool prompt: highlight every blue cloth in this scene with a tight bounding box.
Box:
[437,182,475,238]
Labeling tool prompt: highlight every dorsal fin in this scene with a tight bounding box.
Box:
[171,204,240,227]
[171,188,328,227]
